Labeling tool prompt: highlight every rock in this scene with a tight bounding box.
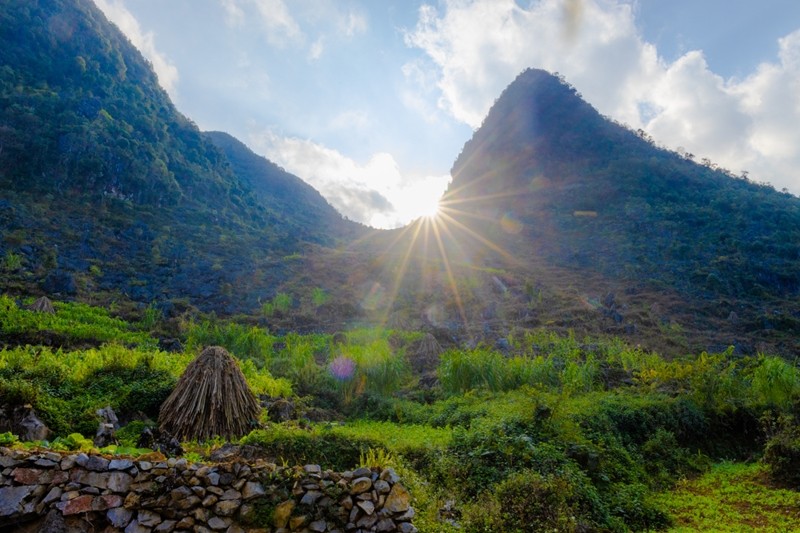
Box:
[15,405,52,441]
[357,500,375,515]
[85,455,110,471]
[220,489,241,501]
[352,467,372,478]
[357,514,378,529]
[42,487,63,505]
[289,515,307,530]
[124,519,150,533]
[92,494,123,511]
[107,471,134,492]
[60,494,94,515]
[274,500,295,529]
[300,490,322,505]
[374,479,390,494]
[175,515,195,529]
[384,484,411,513]
[214,500,240,517]
[379,468,400,483]
[397,523,418,533]
[109,459,135,471]
[107,507,134,528]
[377,518,397,532]
[309,519,327,532]
[208,516,232,530]
[208,444,240,462]
[242,481,265,500]
[137,509,162,527]
[39,508,67,533]
[0,485,34,516]
[154,519,177,532]
[95,406,120,447]
[350,477,372,494]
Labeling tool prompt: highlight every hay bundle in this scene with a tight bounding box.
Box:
[28,296,55,313]
[408,333,443,374]
[158,346,260,441]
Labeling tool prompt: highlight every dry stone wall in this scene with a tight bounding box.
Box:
[0,447,417,533]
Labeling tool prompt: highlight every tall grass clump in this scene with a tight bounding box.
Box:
[184,319,275,364]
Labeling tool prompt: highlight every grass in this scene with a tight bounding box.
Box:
[3,296,800,532]
[656,462,800,532]
[0,294,156,348]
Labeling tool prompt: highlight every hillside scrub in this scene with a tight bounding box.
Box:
[1,298,800,531]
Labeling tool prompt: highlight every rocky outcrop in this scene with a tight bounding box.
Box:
[0,448,417,533]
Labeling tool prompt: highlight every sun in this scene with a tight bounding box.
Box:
[417,195,442,219]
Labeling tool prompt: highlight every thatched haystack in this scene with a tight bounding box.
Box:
[408,333,443,374]
[158,346,260,441]
[28,296,55,313]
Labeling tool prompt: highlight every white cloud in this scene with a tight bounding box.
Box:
[308,36,325,60]
[342,11,368,37]
[405,0,800,193]
[92,0,179,98]
[249,131,450,228]
[253,0,302,46]
[220,0,245,27]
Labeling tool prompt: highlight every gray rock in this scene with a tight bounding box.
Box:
[350,477,372,494]
[154,519,177,532]
[107,471,133,492]
[357,500,375,515]
[0,485,34,516]
[214,499,240,517]
[300,490,323,505]
[138,509,162,527]
[309,520,327,532]
[42,486,63,505]
[84,455,110,471]
[109,459,134,470]
[124,519,150,533]
[376,518,397,532]
[207,516,231,530]
[352,467,372,478]
[241,481,265,500]
[107,507,134,528]
[398,523,418,533]
[303,463,322,475]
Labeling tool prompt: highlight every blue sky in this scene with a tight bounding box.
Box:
[93,0,800,228]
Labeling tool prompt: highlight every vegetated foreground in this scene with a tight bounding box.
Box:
[2,294,800,532]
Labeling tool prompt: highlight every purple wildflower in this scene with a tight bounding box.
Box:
[329,356,356,381]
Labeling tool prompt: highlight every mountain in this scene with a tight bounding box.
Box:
[2,0,800,355]
[429,68,800,352]
[0,0,362,315]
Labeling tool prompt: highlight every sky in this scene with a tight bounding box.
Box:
[91,0,800,229]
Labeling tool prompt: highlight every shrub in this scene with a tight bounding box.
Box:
[762,414,800,487]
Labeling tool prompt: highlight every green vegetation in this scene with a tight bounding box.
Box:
[0,294,155,348]
[655,462,800,532]
[2,296,800,532]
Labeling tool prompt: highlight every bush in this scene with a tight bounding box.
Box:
[762,414,800,487]
[463,467,607,533]
[240,425,381,470]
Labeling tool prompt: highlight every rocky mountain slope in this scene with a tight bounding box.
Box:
[2,2,800,355]
[0,0,362,315]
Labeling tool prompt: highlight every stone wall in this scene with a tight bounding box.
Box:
[0,448,417,533]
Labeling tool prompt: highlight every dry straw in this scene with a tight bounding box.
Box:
[28,296,55,313]
[158,346,260,441]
